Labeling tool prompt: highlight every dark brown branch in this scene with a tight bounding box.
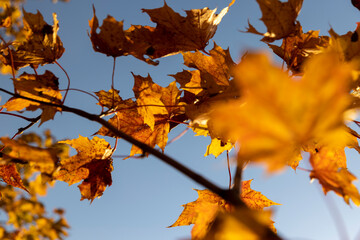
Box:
[0,87,281,239]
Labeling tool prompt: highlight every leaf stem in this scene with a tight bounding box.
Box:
[227,150,232,190]
[0,111,38,122]
[55,60,71,104]
[59,88,99,102]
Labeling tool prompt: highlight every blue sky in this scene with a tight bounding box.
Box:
[1,0,360,239]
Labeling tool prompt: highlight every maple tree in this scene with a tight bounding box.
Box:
[0,0,360,239]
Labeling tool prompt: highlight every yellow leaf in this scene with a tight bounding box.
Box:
[169,189,230,240]
[241,180,281,210]
[1,137,58,174]
[170,182,278,239]
[203,208,276,240]
[205,138,233,158]
[308,145,360,205]
[132,74,168,130]
[208,51,353,171]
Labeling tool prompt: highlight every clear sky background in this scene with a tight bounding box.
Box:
[1,0,360,240]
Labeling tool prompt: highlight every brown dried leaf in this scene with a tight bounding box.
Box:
[89,2,233,64]
[246,0,303,42]
[0,10,64,69]
[268,27,330,74]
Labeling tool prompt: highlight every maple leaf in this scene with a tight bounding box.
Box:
[0,9,64,69]
[0,137,58,174]
[96,99,170,156]
[268,27,330,73]
[171,43,238,140]
[169,189,231,240]
[89,2,233,64]
[0,164,28,193]
[203,208,276,240]
[246,0,303,42]
[208,52,353,171]
[329,23,360,63]
[53,135,113,202]
[172,43,235,98]
[141,2,232,58]
[205,138,233,158]
[307,146,360,205]
[170,182,278,239]
[241,180,280,210]
[88,6,133,58]
[132,73,169,130]
[2,70,62,124]
[95,88,123,109]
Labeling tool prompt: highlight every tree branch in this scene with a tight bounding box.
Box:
[0,88,282,239]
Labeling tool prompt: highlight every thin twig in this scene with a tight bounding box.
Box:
[111,57,117,108]
[167,127,188,145]
[60,88,99,102]
[0,112,38,122]
[227,150,232,190]
[55,61,71,104]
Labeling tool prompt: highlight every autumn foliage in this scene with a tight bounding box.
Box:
[1,0,360,239]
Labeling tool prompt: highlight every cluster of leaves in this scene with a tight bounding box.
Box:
[1,0,360,239]
[0,131,69,240]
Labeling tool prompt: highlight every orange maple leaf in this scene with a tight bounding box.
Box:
[241,180,281,210]
[308,146,360,206]
[0,164,28,193]
[2,71,62,124]
[169,182,279,239]
[53,135,113,202]
[95,88,123,109]
[97,99,170,156]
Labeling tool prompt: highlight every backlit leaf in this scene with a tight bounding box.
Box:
[89,2,233,64]
[54,135,113,202]
[0,9,64,69]
[246,0,303,42]
[308,146,360,205]
[2,70,62,124]
[208,52,353,171]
